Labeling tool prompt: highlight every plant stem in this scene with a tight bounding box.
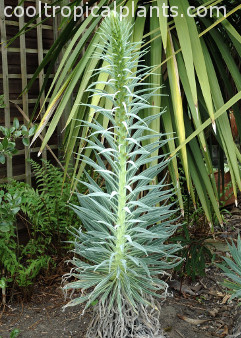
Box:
[110,14,129,268]
[115,122,127,263]
[2,269,6,305]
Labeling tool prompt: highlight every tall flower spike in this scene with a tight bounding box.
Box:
[63,12,181,338]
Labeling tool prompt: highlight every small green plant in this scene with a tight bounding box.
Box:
[0,206,50,291]
[171,224,212,280]
[63,13,181,337]
[0,117,36,164]
[2,160,81,246]
[0,329,20,338]
[0,160,82,299]
[0,190,21,232]
[10,329,20,338]
[169,177,213,280]
[219,235,241,301]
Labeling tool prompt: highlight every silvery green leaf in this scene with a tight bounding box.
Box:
[125,235,133,243]
[124,207,131,214]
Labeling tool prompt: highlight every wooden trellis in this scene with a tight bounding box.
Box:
[0,0,59,183]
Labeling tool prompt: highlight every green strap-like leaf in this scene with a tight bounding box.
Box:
[170,0,197,109]
[176,0,216,128]
[166,32,190,193]
[171,91,241,157]
[157,0,168,51]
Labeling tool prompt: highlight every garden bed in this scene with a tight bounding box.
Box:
[1,206,241,338]
[0,269,240,337]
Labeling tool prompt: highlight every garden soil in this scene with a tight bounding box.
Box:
[1,207,241,338]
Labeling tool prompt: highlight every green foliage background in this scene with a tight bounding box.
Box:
[18,0,241,227]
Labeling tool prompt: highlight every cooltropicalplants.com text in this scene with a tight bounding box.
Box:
[4,1,227,21]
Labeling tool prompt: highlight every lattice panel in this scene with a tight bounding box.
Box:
[0,0,58,183]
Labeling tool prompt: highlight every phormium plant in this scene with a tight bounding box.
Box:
[63,13,181,337]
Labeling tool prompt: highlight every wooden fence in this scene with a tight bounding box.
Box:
[0,0,59,183]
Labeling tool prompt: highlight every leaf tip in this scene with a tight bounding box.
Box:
[212,121,216,134]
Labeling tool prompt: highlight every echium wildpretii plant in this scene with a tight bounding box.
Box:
[63,12,181,338]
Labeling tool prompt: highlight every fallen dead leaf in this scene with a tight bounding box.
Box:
[204,238,229,253]
[177,314,211,325]
[221,294,231,304]
[221,325,229,337]
[231,207,241,215]
[205,290,225,297]
[191,283,202,292]
[168,280,198,296]
[209,308,219,317]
